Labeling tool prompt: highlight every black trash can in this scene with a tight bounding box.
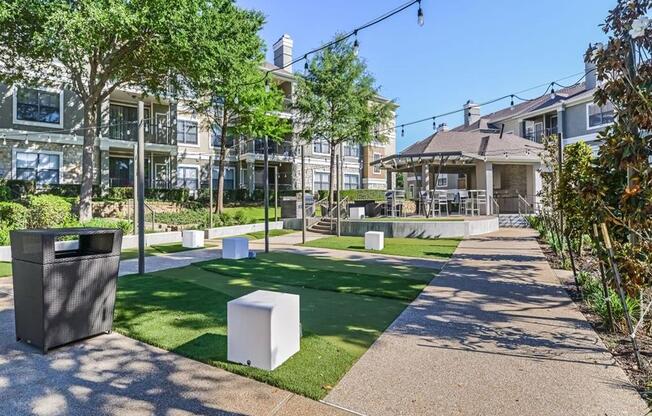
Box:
[10,228,123,353]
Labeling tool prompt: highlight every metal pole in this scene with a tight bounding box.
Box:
[137,101,146,275]
[132,145,137,235]
[336,152,341,237]
[209,155,214,229]
[600,223,643,369]
[565,233,579,291]
[301,144,306,244]
[264,136,269,253]
[274,165,278,222]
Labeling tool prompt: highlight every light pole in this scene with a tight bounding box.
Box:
[209,154,214,228]
[301,144,306,244]
[263,136,270,253]
[137,101,146,275]
[274,165,278,222]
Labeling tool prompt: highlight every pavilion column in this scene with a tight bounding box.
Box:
[526,162,542,211]
[474,161,493,215]
[421,164,430,193]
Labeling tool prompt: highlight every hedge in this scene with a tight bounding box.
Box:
[316,189,388,202]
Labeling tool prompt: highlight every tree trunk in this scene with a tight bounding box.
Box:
[79,104,97,222]
[215,112,229,214]
[328,141,337,213]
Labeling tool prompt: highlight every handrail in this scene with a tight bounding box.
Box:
[490,195,500,216]
[143,201,156,232]
[517,194,533,216]
[328,196,349,231]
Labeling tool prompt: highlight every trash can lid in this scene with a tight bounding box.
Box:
[11,227,119,236]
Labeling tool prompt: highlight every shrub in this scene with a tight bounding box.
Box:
[145,188,190,202]
[106,187,133,200]
[0,184,12,201]
[27,194,73,228]
[578,271,641,331]
[0,202,28,230]
[41,184,82,197]
[5,179,36,200]
[81,218,134,234]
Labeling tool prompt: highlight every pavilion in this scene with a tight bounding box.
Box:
[371,128,544,214]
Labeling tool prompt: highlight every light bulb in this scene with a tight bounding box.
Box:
[417,2,424,27]
[304,55,309,72]
[265,79,270,93]
[353,31,359,56]
[510,95,514,110]
[550,84,556,99]
[401,125,405,137]
[432,117,436,130]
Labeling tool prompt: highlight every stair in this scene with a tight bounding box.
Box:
[308,217,336,234]
[498,214,530,228]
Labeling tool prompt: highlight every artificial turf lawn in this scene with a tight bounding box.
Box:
[113,252,437,400]
[231,229,296,240]
[0,262,11,278]
[119,242,218,260]
[303,236,461,259]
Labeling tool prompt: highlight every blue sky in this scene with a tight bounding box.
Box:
[237,0,613,151]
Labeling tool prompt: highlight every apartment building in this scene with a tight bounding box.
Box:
[0,34,397,195]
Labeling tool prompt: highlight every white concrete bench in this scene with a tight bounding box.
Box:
[222,237,249,259]
[365,231,384,251]
[349,207,366,220]
[227,290,300,371]
[182,230,204,248]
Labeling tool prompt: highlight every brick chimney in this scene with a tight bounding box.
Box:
[463,100,480,127]
[273,34,293,72]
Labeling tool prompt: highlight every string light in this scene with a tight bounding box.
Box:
[1,135,5,146]
[510,95,514,110]
[353,31,359,56]
[24,134,28,145]
[265,78,270,93]
[304,55,309,72]
[432,117,436,130]
[401,125,405,137]
[550,83,556,100]
[417,0,424,27]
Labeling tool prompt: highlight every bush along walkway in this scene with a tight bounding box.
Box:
[324,228,647,416]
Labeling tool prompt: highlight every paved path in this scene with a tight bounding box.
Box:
[0,279,349,416]
[324,228,648,416]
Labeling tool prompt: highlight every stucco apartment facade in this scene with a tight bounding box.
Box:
[0,34,397,196]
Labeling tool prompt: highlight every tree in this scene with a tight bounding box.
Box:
[294,38,394,209]
[187,25,291,213]
[0,0,257,220]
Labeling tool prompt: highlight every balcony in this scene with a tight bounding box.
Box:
[240,139,294,158]
[525,127,558,143]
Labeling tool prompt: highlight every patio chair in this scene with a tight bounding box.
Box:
[432,191,449,216]
[458,190,469,215]
[467,190,479,216]
[419,191,431,217]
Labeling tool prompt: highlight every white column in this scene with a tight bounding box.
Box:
[474,161,493,215]
[421,164,430,193]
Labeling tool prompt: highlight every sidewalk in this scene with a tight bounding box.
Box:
[324,228,648,416]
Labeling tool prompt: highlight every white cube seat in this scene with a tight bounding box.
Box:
[227,290,300,371]
[182,230,205,248]
[222,237,249,259]
[365,231,384,251]
[349,207,366,220]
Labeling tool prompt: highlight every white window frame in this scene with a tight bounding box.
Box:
[586,102,614,130]
[344,173,359,190]
[313,170,330,191]
[13,86,64,129]
[177,118,200,147]
[313,138,330,155]
[177,164,200,190]
[372,152,382,174]
[343,142,360,158]
[12,148,63,185]
[436,175,448,188]
[212,166,235,190]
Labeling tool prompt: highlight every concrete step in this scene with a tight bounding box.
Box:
[498,214,530,228]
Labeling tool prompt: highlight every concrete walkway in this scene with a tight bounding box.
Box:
[324,228,648,416]
[0,279,349,416]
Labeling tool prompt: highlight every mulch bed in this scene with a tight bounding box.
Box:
[536,235,652,405]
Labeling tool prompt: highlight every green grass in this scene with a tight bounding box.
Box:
[223,206,278,223]
[119,242,216,260]
[0,262,11,278]
[232,229,296,240]
[304,236,461,259]
[114,252,436,399]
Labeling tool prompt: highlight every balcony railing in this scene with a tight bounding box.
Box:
[108,119,175,145]
[240,139,294,158]
[524,127,558,143]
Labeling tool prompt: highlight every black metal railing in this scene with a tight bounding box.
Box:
[524,127,558,143]
[240,139,294,157]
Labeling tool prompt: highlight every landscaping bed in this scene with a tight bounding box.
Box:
[113,252,436,399]
[302,236,460,259]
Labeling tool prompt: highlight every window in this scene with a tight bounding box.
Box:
[344,174,359,190]
[15,151,60,185]
[177,166,199,190]
[212,167,235,190]
[211,125,235,147]
[313,172,330,191]
[14,87,62,127]
[109,157,133,187]
[587,102,614,129]
[372,153,382,174]
[343,143,359,157]
[313,138,330,154]
[436,176,448,188]
[177,120,198,145]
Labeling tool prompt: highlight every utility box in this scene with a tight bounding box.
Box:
[182,230,204,248]
[10,228,123,353]
[222,237,249,260]
[365,231,384,251]
[227,290,300,371]
[280,193,315,219]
